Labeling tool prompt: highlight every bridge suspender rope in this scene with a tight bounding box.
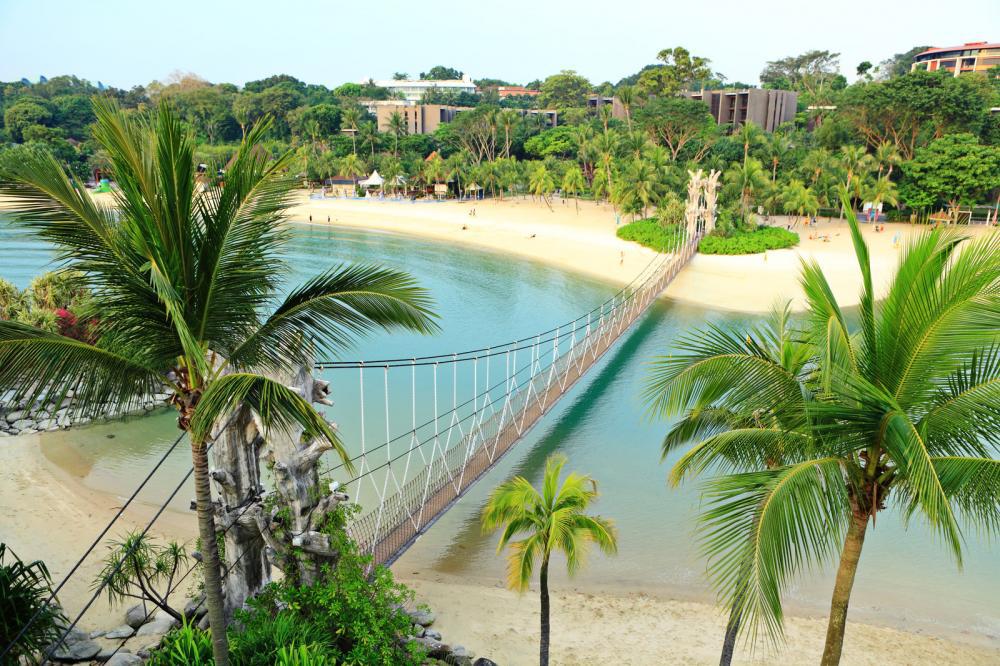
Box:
[319,236,701,568]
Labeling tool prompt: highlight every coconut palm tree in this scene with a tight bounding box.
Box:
[499,109,520,159]
[529,164,556,210]
[764,132,793,182]
[561,166,586,214]
[735,121,765,167]
[339,153,366,189]
[864,176,898,219]
[838,145,873,211]
[644,204,1000,666]
[616,85,636,130]
[873,141,901,179]
[341,106,362,156]
[386,112,407,157]
[358,121,378,161]
[781,179,820,226]
[724,158,769,223]
[0,101,438,665]
[481,454,618,666]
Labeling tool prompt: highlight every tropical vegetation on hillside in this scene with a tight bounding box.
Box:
[644,203,1000,665]
[1,48,997,249]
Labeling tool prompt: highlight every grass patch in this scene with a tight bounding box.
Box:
[616,219,684,252]
[699,226,799,255]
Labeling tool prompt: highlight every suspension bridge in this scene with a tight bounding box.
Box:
[2,234,699,662]
[315,235,700,567]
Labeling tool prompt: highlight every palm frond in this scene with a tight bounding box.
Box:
[227,264,439,371]
[189,372,350,472]
[931,457,1000,536]
[918,345,1000,457]
[669,428,812,486]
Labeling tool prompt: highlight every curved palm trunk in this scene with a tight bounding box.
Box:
[821,509,869,666]
[539,554,551,666]
[719,609,740,666]
[191,439,230,665]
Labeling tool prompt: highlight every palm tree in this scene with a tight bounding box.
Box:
[864,176,898,219]
[0,102,438,665]
[387,112,407,157]
[339,153,366,189]
[481,454,618,666]
[735,121,765,167]
[499,109,520,159]
[561,166,586,214]
[781,179,820,226]
[838,145,873,211]
[873,140,901,179]
[645,204,1000,665]
[341,106,362,155]
[724,158,769,222]
[358,121,378,161]
[529,164,556,210]
[616,85,636,131]
[764,132,793,182]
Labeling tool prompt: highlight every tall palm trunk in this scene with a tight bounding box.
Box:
[821,508,869,666]
[719,608,740,666]
[191,438,230,665]
[539,554,550,666]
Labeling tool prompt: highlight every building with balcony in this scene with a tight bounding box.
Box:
[374,103,464,134]
[586,95,627,120]
[493,86,540,98]
[683,88,797,132]
[370,76,477,102]
[910,42,1000,76]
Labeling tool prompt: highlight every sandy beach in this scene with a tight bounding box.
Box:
[2,192,998,662]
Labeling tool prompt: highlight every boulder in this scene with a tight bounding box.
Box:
[408,608,436,627]
[124,603,148,629]
[12,419,34,431]
[105,624,136,639]
[88,629,106,639]
[425,628,442,641]
[136,614,176,636]
[183,596,207,620]
[105,653,143,666]
[473,659,499,666]
[5,410,25,423]
[445,657,473,666]
[452,645,474,658]
[411,636,451,660]
[411,623,425,638]
[48,637,101,662]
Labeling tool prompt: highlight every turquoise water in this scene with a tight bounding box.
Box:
[1,217,997,645]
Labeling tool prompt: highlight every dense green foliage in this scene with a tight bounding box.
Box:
[698,226,799,254]
[616,219,684,252]
[0,544,67,664]
[0,271,95,339]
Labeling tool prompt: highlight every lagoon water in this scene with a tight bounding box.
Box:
[1,216,997,645]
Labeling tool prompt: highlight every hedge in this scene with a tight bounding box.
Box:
[616,219,684,252]
[698,226,799,255]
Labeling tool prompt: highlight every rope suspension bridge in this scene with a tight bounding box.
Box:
[3,233,700,661]
[315,235,700,566]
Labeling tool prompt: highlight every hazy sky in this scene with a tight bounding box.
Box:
[1,0,996,89]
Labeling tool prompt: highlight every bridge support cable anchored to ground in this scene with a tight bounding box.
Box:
[316,237,701,567]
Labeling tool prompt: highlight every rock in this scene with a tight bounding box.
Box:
[12,418,34,430]
[136,615,176,636]
[105,653,142,666]
[20,427,37,435]
[445,656,473,666]
[5,410,25,423]
[411,637,450,659]
[408,608,435,627]
[48,637,101,662]
[104,624,135,639]
[183,596,207,620]
[452,645,474,658]
[410,623,425,638]
[425,629,442,641]
[125,604,148,629]
[37,418,56,430]
[88,629,106,639]
[473,659,499,666]
[96,645,128,660]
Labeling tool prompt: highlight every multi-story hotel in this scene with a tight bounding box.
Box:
[910,42,1000,76]
[370,76,477,102]
[683,89,797,132]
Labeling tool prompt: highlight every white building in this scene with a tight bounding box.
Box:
[369,75,476,102]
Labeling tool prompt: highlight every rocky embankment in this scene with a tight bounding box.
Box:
[0,390,173,437]
[46,600,497,665]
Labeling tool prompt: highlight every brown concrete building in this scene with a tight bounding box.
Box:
[683,89,797,132]
[494,86,540,98]
[911,41,1000,76]
[587,95,627,120]
[374,103,463,134]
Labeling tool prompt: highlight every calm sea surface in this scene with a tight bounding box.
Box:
[1,215,997,644]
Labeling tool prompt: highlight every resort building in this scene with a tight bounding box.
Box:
[370,76,477,102]
[587,95,627,120]
[910,42,1000,76]
[683,88,797,132]
[493,86,540,98]
[373,103,463,134]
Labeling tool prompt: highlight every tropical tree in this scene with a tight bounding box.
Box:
[616,85,636,131]
[387,112,407,156]
[339,152,366,187]
[561,165,586,213]
[764,131,794,182]
[781,179,820,225]
[529,164,556,209]
[873,140,900,179]
[864,176,898,217]
[723,158,769,222]
[838,145,873,209]
[644,206,1000,666]
[0,101,438,665]
[341,106,362,155]
[735,121,765,167]
[481,454,618,666]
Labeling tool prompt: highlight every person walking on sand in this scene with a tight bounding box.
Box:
[620,251,624,265]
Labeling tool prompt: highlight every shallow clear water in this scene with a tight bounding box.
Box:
[1,217,997,644]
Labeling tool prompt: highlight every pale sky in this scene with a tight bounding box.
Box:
[0,0,996,89]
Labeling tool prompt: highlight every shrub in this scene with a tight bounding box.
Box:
[0,543,67,663]
[698,226,799,255]
[616,219,684,253]
[275,644,334,666]
[147,618,213,666]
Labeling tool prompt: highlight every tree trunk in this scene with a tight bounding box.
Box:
[191,439,230,666]
[821,509,869,666]
[539,555,550,666]
[719,608,740,666]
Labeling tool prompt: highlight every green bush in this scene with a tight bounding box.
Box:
[0,543,67,663]
[147,618,213,665]
[616,219,684,252]
[699,226,799,255]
